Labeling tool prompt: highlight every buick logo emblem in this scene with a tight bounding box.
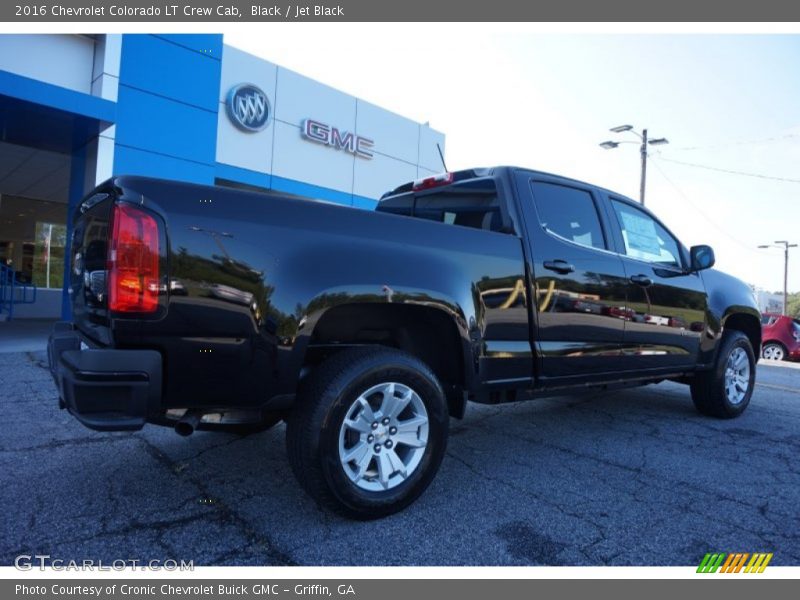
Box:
[226,83,270,132]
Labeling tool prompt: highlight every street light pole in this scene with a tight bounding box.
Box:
[758,240,798,315]
[599,125,668,207]
[639,128,648,206]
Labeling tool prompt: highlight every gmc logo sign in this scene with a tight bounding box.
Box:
[301,119,374,159]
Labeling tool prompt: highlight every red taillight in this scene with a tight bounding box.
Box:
[412,172,453,192]
[107,203,160,313]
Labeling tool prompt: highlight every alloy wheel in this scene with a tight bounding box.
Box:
[338,382,429,492]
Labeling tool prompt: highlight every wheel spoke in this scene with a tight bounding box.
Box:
[376,452,393,489]
[386,449,407,478]
[394,431,426,448]
[377,382,396,414]
[353,448,373,481]
[344,412,373,434]
[382,387,413,420]
[342,441,370,465]
[355,396,376,423]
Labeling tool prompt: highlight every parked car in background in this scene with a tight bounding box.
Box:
[761,313,800,361]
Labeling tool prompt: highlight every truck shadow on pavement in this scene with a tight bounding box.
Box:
[2,351,799,566]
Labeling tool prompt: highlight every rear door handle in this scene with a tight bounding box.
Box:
[630,274,653,287]
[543,260,575,274]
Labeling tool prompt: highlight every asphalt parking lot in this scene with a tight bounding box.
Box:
[2,350,799,567]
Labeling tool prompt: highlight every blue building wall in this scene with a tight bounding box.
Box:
[0,33,445,319]
[111,34,378,208]
[113,34,223,184]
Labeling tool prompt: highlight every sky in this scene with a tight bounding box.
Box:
[227,26,800,294]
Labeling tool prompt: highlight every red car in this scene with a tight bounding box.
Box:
[761,313,800,361]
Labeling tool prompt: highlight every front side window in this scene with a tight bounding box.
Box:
[530,182,606,250]
[611,199,682,268]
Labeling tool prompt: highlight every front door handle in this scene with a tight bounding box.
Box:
[543,260,575,274]
[630,274,653,287]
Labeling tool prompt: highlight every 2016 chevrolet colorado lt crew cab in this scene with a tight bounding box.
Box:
[48,167,761,518]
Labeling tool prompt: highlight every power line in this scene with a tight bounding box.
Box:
[656,155,800,184]
[670,133,800,152]
[648,157,765,254]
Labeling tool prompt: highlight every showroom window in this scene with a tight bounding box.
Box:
[0,195,67,288]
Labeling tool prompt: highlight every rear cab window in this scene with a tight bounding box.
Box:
[377,177,512,234]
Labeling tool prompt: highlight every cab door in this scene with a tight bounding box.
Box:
[604,196,707,369]
[514,172,629,380]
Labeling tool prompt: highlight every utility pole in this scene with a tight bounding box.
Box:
[600,125,668,207]
[779,241,798,315]
[639,128,648,206]
[758,240,798,315]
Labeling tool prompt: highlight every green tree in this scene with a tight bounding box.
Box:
[787,292,800,318]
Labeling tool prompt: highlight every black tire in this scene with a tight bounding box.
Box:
[286,347,448,519]
[691,330,755,418]
[761,342,787,361]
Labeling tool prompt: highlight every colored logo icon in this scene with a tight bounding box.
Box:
[697,552,773,573]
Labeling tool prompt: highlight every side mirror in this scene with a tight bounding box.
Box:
[690,245,715,272]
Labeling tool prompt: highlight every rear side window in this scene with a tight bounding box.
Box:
[530,181,606,250]
[377,179,508,233]
[610,199,682,268]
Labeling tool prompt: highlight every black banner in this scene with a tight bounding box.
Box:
[3,0,800,22]
[5,579,800,600]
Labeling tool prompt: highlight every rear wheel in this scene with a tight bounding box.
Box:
[691,330,755,418]
[286,347,448,519]
[762,342,786,361]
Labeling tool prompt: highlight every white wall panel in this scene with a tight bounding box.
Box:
[0,34,95,94]
[90,34,121,102]
[271,121,354,194]
[353,152,417,200]
[216,109,275,174]
[356,100,419,164]
[218,45,278,105]
[417,165,438,178]
[418,125,447,172]
[216,46,277,172]
[274,67,356,131]
[217,44,445,201]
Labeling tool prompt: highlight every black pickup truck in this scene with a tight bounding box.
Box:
[48,167,761,518]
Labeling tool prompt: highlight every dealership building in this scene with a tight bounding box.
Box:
[0,34,445,319]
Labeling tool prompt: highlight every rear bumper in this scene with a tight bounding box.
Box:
[48,322,162,431]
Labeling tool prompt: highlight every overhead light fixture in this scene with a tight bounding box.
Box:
[609,124,634,133]
[648,138,669,146]
[599,141,619,149]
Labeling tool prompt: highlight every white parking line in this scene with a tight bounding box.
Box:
[758,359,800,370]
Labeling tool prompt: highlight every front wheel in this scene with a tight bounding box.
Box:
[286,347,448,519]
[691,330,755,418]
[762,342,786,361]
